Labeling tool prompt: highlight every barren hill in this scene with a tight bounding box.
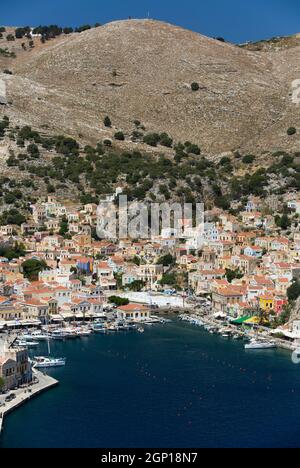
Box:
[1,19,300,156]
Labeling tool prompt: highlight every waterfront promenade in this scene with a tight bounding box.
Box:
[0,370,58,434]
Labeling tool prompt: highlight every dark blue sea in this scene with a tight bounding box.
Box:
[1,320,300,448]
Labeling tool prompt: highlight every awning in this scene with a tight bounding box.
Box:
[244,316,269,325]
[231,315,252,325]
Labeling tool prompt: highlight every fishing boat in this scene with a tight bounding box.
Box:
[245,339,276,350]
[138,327,145,333]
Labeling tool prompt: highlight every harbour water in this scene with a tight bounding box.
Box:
[1,320,300,448]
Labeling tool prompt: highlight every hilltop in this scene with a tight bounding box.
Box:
[0,20,299,216]
[0,19,299,157]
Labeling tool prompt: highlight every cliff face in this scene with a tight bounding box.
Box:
[1,19,299,156]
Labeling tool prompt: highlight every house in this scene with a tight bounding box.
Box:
[212,287,245,313]
[116,303,150,321]
[0,342,32,391]
[259,294,274,313]
[243,246,263,258]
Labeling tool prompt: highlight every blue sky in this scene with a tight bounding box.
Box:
[2,0,300,43]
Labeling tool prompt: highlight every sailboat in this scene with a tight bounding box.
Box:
[33,316,66,368]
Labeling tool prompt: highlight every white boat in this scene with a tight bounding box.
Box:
[76,329,92,337]
[51,329,68,340]
[33,317,66,368]
[15,340,39,347]
[245,339,276,350]
[33,356,66,368]
[30,332,52,341]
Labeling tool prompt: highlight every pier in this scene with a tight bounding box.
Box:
[0,370,58,434]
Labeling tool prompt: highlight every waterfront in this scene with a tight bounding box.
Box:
[1,320,300,448]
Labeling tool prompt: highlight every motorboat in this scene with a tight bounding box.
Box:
[30,332,52,341]
[92,323,106,333]
[245,339,276,350]
[51,329,68,340]
[76,328,92,337]
[15,340,39,347]
[33,356,66,368]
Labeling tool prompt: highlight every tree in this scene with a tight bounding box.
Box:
[59,215,69,236]
[275,213,290,230]
[157,254,175,267]
[287,280,300,302]
[143,133,160,147]
[0,376,5,391]
[128,280,145,292]
[225,268,244,283]
[104,116,112,127]
[159,133,173,148]
[0,242,25,260]
[108,296,129,306]
[22,259,47,281]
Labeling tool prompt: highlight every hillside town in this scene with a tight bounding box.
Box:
[0,190,300,391]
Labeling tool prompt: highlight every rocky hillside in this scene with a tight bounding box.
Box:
[0,19,300,158]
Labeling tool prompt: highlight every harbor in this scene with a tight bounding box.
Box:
[1,320,300,448]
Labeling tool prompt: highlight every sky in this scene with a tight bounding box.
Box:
[2,0,300,43]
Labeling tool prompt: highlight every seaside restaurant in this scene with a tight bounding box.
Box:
[117,303,151,322]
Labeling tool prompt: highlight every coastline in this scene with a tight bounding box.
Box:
[0,369,58,435]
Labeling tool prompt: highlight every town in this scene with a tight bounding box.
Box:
[0,189,299,395]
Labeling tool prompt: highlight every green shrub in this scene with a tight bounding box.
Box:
[114,131,125,141]
[104,116,112,127]
[191,82,200,91]
[242,154,255,164]
[287,127,297,136]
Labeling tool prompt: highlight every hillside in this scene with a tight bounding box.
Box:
[1,19,299,157]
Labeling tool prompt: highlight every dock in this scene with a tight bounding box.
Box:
[0,370,58,434]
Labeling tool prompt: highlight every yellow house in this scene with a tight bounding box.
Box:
[259,294,274,312]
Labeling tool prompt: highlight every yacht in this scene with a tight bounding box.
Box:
[30,332,52,341]
[51,329,68,340]
[33,356,66,368]
[245,339,276,350]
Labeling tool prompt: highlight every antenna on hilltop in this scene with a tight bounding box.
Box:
[147,11,150,19]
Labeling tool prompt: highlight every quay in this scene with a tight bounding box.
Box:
[0,370,58,434]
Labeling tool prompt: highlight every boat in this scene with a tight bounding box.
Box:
[222,333,231,338]
[33,317,66,368]
[76,328,92,337]
[63,328,80,339]
[138,327,144,333]
[51,329,68,340]
[15,340,39,348]
[245,339,276,350]
[33,356,66,368]
[92,323,106,333]
[30,333,52,341]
